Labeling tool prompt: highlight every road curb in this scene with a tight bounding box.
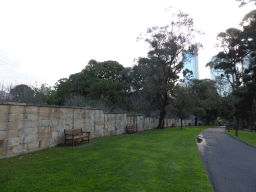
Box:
[225,129,256,149]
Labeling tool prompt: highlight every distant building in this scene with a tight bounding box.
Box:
[179,46,199,88]
[209,56,231,96]
[209,54,252,95]
[182,45,199,80]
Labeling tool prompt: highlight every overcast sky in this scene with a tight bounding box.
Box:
[0,0,253,89]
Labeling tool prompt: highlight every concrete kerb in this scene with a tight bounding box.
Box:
[224,129,256,150]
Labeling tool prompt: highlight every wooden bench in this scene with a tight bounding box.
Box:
[64,128,90,147]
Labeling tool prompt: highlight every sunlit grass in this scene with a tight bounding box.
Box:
[0,126,214,192]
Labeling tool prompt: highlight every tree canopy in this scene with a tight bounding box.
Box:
[136,9,203,128]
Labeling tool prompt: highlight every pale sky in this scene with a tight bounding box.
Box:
[0,0,253,89]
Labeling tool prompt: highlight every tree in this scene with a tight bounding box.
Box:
[136,9,203,129]
[189,79,221,125]
[168,86,195,129]
[33,83,52,105]
[53,78,72,105]
[206,27,246,135]
[236,0,256,7]
[10,84,35,103]
[208,9,256,135]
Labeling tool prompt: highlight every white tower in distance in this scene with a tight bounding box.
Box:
[182,45,199,80]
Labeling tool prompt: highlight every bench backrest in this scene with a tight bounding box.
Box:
[64,128,82,136]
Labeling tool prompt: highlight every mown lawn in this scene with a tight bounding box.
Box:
[226,130,256,147]
[0,126,213,192]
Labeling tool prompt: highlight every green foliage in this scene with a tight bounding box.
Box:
[136,9,203,128]
[10,84,35,104]
[189,79,221,124]
[168,86,195,129]
[191,107,206,118]
[46,90,60,105]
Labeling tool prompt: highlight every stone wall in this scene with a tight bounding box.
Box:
[0,104,193,159]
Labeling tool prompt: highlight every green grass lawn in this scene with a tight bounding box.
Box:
[0,126,214,192]
[226,129,256,147]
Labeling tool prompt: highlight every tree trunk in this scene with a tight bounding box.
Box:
[157,92,168,129]
[181,118,183,129]
[157,109,166,129]
[195,116,198,126]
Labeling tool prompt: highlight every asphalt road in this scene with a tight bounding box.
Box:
[197,127,256,192]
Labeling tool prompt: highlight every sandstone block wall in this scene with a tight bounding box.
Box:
[0,104,193,159]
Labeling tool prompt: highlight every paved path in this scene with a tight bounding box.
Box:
[197,127,256,192]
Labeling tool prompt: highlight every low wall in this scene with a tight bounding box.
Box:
[0,104,193,159]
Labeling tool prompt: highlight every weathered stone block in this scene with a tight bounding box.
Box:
[0,131,7,140]
[59,113,67,120]
[38,133,50,140]
[0,146,5,156]
[22,143,28,150]
[66,118,73,124]
[23,128,37,136]
[50,113,58,119]
[74,113,82,119]
[59,108,68,113]
[31,121,38,128]
[51,132,59,140]
[38,126,51,134]
[27,142,39,151]
[39,120,50,127]
[9,129,20,138]
[0,113,8,122]
[26,113,38,121]
[24,135,38,143]
[56,125,64,132]
[26,106,38,113]
[74,123,83,129]
[39,113,49,120]
[19,135,25,144]
[24,120,32,128]
[95,121,104,126]
[47,139,54,146]
[0,105,9,113]
[50,125,57,132]
[51,107,60,114]
[8,121,23,130]
[9,105,24,114]
[74,109,80,114]
[64,124,72,130]
[5,137,19,146]
[51,118,58,126]
[8,113,23,122]
[39,107,49,113]
[58,119,66,125]
[39,140,47,148]
[11,144,24,154]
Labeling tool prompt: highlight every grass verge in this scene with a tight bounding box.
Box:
[225,130,256,147]
[0,125,213,192]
